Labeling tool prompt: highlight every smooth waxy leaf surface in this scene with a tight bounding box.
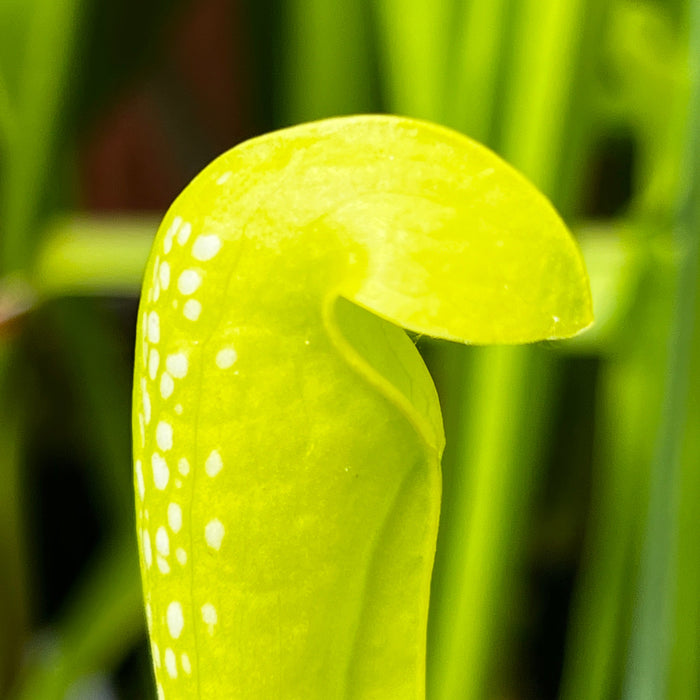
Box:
[132,115,592,699]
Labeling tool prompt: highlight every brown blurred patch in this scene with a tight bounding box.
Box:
[80,90,182,211]
[79,0,254,213]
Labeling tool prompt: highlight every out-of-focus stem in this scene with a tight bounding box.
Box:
[30,216,157,299]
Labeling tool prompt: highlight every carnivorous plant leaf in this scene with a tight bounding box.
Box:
[132,115,592,699]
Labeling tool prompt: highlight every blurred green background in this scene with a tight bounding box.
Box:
[0,0,698,698]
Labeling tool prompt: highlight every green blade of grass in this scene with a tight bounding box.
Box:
[0,0,33,106]
[372,0,452,118]
[498,0,595,194]
[622,2,700,696]
[427,345,560,699]
[622,200,699,700]
[0,76,14,153]
[670,217,700,700]
[440,0,512,141]
[0,0,84,273]
[670,18,700,671]
[560,244,678,700]
[562,5,698,698]
[280,0,377,125]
